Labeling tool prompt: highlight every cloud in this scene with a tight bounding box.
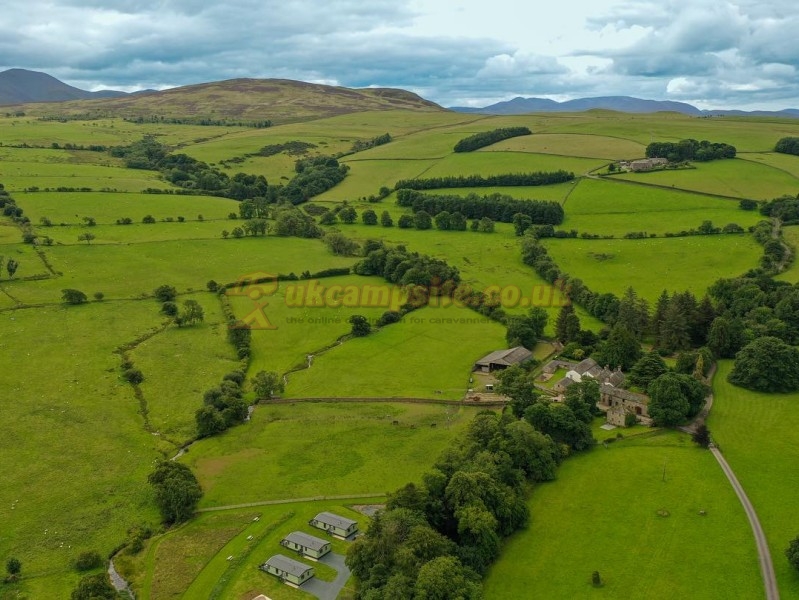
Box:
[0,0,798,109]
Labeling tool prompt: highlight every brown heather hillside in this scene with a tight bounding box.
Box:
[10,78,445,124]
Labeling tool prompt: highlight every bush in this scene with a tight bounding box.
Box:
[154,284,177,302]
[74,550,102,571]
[123,368,144,385]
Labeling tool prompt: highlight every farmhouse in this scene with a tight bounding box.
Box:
[309,512,359,538]
[474,346,532,373]
[551,358,625,392]
[629,157,669,171]
[599,383,651,426]
[260,554,315,586]
[280,531,332,559]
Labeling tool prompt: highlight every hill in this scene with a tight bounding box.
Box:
[450,95,799,118]
[8,77,444,124]
[0,68,127,104]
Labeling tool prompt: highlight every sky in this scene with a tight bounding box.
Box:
[1,0,798,110]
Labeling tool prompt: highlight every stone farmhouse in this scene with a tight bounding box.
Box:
[542,357,650,426]
[629,157,669,171]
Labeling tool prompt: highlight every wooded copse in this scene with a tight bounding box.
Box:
[645,138,737,162]
[110,136,347,204]
[453,126,532,152]
[397,189,565,225]
[394,169,573,190]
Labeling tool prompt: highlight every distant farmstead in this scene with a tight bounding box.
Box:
[260,554,315,586]
[629,157,669,171]
[474,346,533,373]
[309,512,359,539]
[280,531,332,559]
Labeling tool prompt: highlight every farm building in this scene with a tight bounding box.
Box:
[599,384,651,426]
[473,346,532,373]
[309,512,359,538]
[260,554,315,586]
[629,157,669,171]
[280,531,332,559]
[551,358,625,393]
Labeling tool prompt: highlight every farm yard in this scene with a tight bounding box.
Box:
[1,98,799,600]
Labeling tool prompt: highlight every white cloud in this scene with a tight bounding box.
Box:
[0,0,798,109]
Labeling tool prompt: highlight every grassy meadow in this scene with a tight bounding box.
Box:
[484,431,762,599]
[709,361,799,599]
[3,104,799,599]
[544,234,763,302]
[183,402,481,507]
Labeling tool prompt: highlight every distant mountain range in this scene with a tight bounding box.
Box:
[0,68,137,104]
[449,95,799,119]
[4,68,799,121]
[0,68,441,124]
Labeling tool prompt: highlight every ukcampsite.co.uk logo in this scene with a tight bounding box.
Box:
[228,272,571,330]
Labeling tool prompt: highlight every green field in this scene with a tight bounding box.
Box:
[4,106,799,599]
[613,159,799,200]
[484,431,762,599]
[233,274,400,376]
[776,225,799,283]
[709,361,799,599]
[15,191,239,225]
[183,402,481,507]
[562,178,761,236]
[0,302,163,599]
[484,132,647,160]
[283,304,508,399]
[544,234,763,302]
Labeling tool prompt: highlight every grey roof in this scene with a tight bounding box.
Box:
[284,531,330,551]
[475,346,532,367]
[313,512,357,529]
[601,383,647,403]
[575,358,598,375]
[264,554,313,577]
[556,377,576,389]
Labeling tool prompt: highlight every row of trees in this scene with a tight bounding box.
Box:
[111,136,349,206]
[350,132,392,153]
[645,138,736,162]
[397,189,565,225]
[453,127,532,152]
[394,169,573,190]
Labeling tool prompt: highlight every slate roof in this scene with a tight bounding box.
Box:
[283,531,330,551]
[264,554,313,577]
[601,383,648,403]
[574,358,598,375]
[313,512,357,529]
[475,346,533,367]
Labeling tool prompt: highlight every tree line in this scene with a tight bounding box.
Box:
[645,138,736,162]
[453,127,532,152]
[394,169,573,190]
[397,189,565,225]
[110,136,348,205]
[123,115,272,128]
[350,132,392,153]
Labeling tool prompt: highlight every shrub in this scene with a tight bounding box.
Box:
[124,368,144,385]
[74,550,102,571]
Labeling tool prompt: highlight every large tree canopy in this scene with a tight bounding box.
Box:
[728,336,799,392]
